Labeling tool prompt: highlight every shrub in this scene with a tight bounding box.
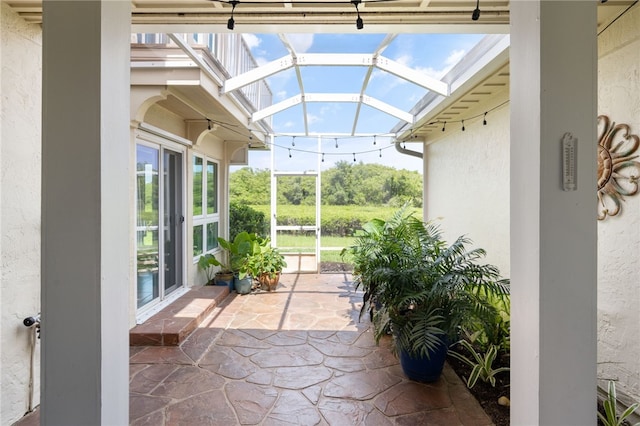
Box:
[230,202,268,241]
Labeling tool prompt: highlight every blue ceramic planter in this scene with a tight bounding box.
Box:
[234,275,253,295]
[214,272,235,291]
[399,338,448,383]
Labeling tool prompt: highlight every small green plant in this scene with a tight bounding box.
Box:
[218,232,261,279]
[197,254,217,284]
[598,381,640,426]
[448,340,510,389]
[247,238,287,279]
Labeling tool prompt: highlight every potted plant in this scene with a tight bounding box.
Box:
[248,238,287,291]
[218,231,260,295]
[345,206,509,383]
[197,252,234,288]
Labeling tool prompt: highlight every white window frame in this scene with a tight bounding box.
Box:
[193,154,221,261]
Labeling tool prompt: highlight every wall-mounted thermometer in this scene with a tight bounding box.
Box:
[562,132,577,191]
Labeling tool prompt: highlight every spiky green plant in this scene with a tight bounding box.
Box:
[448,340,510,388]
[598,381,640,426]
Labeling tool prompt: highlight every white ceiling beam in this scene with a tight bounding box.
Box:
[224,52,450,98]
[361,95,414,123]
[223,55,294,94]
[376,55,450,96]
[304,93,361,103]
[252,93,413,123]
[252,94,303,122]
[295,53,373,66]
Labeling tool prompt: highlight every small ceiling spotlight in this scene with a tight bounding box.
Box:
[352,0,364,30]
[472,0,480,21]
[227,0,239,30]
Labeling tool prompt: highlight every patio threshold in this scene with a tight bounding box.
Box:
[129,285,229,346]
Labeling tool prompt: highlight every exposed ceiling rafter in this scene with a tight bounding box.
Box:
[251,92,413,124]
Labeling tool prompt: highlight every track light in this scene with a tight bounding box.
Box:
[472,0,480,21]
[227,0,238,30]
[352,0,364,30]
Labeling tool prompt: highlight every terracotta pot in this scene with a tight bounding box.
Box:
[258,272,280,291]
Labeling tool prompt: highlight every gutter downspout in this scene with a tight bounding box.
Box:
[394,141,423,159]
[395,141,427,222]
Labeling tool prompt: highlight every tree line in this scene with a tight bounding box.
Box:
[230,161,423,207]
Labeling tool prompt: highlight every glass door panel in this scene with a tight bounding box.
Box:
[274,174,319,273]
[136,145,160,309]
[163,149,183,296]
[136,143,185,313]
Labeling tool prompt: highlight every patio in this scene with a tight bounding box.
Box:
[15,273,491,426]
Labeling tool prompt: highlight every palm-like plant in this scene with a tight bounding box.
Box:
[345,206,510,363]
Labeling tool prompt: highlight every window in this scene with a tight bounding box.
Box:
[193,155,219,259]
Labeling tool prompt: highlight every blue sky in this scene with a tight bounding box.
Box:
[237,33,484,173]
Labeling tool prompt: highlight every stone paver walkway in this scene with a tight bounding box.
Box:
[129,274,492,425]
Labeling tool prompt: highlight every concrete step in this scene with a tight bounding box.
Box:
[129,285,229,346]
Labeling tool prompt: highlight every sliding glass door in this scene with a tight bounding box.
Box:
[136,142,184,312]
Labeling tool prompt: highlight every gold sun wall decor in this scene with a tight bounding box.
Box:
[597,115,640,221]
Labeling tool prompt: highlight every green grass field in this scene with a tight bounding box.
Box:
[250,204,422,266]
[250,204,421,220]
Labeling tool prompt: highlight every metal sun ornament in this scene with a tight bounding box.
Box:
[597,115,640,221]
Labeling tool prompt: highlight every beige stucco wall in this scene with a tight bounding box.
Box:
[597,3,640,403]
[0,3,42,424]
[131,98,232,326]
[423,97,510,278]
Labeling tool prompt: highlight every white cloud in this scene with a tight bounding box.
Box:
[276,90,288,100]
[255,57,269,67]
[444,49,465,67]
[394,54,413,67]
[415,49,466,79]
[307,113,322,124]
[319,104,341,115]
[287,34,314,53]
[242,34,262,49]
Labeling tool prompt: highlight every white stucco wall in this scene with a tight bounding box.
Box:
[597,3,640,403]
[0,3,42,424]
[423,97,510,278]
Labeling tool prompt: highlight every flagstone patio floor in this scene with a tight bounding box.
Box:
[14,273,492,426]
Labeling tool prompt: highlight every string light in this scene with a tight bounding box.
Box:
[417,100,507,135]
[199,99,508,163]
[472,0,480,21]
[227,0,238,30]
[352,0,364,30]
[353,153,356,162]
